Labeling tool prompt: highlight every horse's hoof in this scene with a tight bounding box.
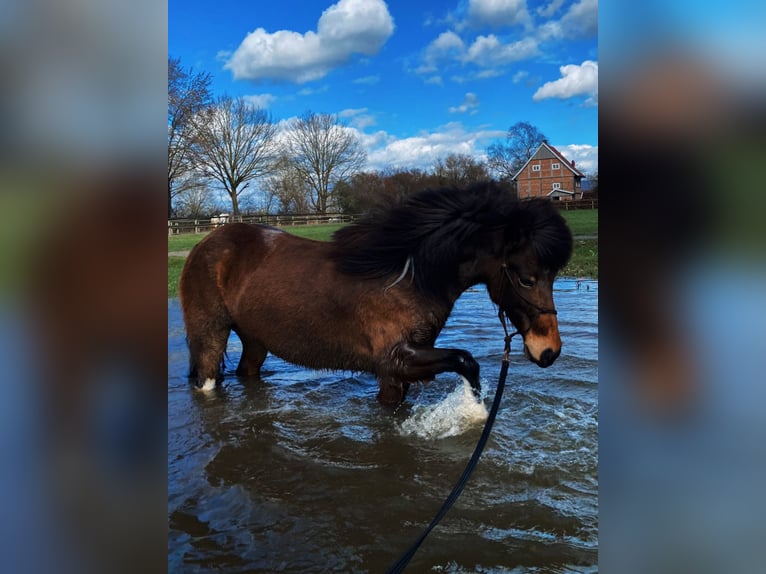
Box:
[195,378,217,391]
[377,380,410,406]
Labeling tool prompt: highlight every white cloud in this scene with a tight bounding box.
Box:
[353,74,381,85]
[298,85,330,96]
[449,92,480,114]
[223,0,395,83]
[338,107,377,129]
[533,60,598,105]
[275,110,595,175]
[421,30,466,72]
[537,0,565,18]
[560,0,598,38]
[362,122,505,171]
[243,93,277,109]
[416,29,538,81]
[467,0,531,29]
[538,0,597,40]
[512,70,528,83]
[554,143,598,174]
[463,35,539,66]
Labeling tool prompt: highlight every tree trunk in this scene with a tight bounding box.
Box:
[230,188,240,216]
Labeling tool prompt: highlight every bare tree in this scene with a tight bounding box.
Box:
[433,153,490,187]
[168,57,212,218]
[191,96,278,217]
[281,111,367,214]
[487,121,548,182]
[264,154,313,213]
[174,177,216,218]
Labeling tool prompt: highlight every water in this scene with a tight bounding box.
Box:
[168,279,598,572]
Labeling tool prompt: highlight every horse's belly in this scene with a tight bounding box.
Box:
[233,304,381,373]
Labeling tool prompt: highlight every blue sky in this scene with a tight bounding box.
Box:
[169,0,598,175]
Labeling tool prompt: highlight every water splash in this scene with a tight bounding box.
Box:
[400,377,489,439]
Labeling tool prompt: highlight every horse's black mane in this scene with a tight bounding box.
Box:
[330,181,572,294]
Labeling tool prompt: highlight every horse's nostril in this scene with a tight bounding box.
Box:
[539,348,560,368]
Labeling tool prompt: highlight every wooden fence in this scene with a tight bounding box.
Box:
[168,200,597,235]
[168,212,357,235]
[553,198,598,210]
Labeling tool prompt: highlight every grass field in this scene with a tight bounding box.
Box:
[168,256,186,298]
[562,239,598,279]
[168,210,598,296]
[559,209,598,236]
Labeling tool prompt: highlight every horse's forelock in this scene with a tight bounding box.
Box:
[517,199,573,272]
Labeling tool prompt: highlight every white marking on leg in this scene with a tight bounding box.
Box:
[200,378,216,391]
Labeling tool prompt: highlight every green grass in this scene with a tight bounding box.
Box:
[561,239,598,279]
[168,257,186,298]
[282,223,345,241]
[168,213,598,296]
[168,233,209,252]
[167,223,344,253]
[560,209,598,236]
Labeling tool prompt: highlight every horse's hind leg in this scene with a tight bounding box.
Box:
[234,332,267,378]
[187,325,231,391]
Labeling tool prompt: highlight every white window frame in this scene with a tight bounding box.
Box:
[552,182,561,189]
[531,164,541,172]
[551,162,560,170]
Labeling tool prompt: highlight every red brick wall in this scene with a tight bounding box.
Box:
[516,158,579,200]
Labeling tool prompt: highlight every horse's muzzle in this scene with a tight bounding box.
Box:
[524,344,561,368]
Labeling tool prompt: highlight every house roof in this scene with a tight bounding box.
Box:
[511,142,585,180]
[547,189,575,197]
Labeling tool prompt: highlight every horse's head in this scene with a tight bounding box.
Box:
[484,199,573,368]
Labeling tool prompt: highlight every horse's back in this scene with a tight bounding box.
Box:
[179,224,274,314]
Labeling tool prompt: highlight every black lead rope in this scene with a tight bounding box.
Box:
[386,319,518,574]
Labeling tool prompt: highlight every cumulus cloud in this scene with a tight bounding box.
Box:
[222,0,394,83]
[467,0,531,29]
[555,143,598,173]
[338,107,377,129]
[464,35,539,66]
[419,30,466,73]
[560,0,598,38]
[537,0,565,18]
[538,0,598,40]
[414,0,596,84]
[362,122,505,171]
[449,92,480,114]
[533,60,598,105]
[243,93,277,109]
[512,70,529,83]
[418,31,538,76]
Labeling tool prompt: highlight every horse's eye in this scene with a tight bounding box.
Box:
[518,277,536,289]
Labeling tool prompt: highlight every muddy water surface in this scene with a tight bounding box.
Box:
[168,280,598,573]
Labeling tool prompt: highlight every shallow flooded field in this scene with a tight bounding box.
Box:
[168,280,598,573]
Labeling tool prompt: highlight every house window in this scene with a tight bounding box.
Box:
[531,164,541,172]
[552,183,561,189]
[551,163,560,170]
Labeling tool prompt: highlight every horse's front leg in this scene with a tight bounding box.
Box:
[377,343,481,405]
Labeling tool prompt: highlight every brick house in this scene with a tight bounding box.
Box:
[512,142,585,200]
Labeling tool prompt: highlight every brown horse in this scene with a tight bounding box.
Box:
[179,182,573,405]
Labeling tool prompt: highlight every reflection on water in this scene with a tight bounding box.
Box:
[168,279,598,572]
